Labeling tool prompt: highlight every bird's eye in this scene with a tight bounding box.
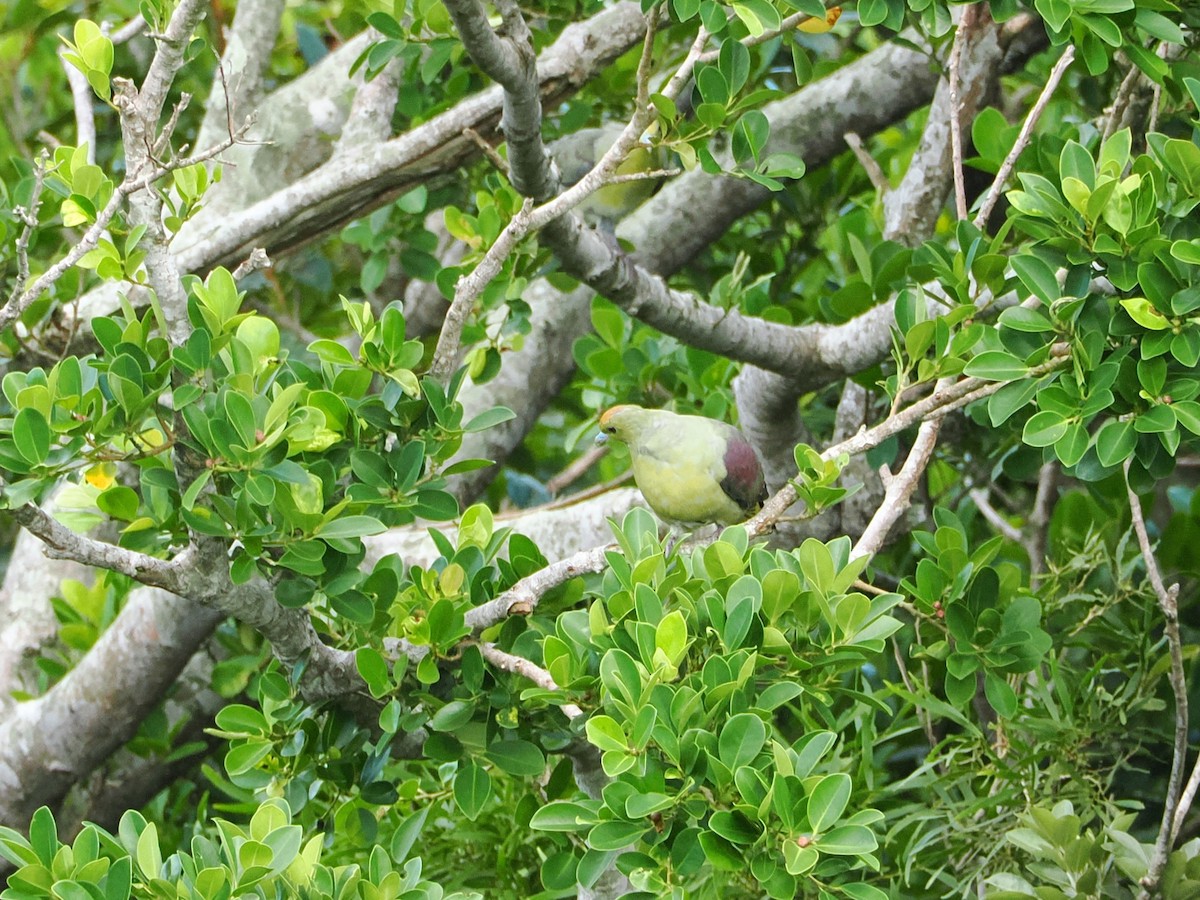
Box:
[603,425,616,434]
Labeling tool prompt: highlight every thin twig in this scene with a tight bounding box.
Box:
[1025,462,1056,582]
[463,127,509,176]
[844,132,889,193]
[153,92,192,159]
[59,47,98,164]
[1103,62,1142,141]
[747,347,1071,539]
[231,248,271,280]
[894,638,938,749]
[429,198,535,381]
[6,154,48,309]
[1126,459,1187,898]
[475,642,584,719]
[465,545,610,632]
[0,127,246,332]
[429,9,700,384]
[946,4,979,221]
[106,13,147,44]
[546,444,609,496]
[974,45,1075,229]
[969,487,1022,542]
[853,395,944,557]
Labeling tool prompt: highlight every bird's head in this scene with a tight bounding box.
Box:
[595,404,647,447]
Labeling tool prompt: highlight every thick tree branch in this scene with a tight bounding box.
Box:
[0,587,222,827]
[5,503,182,589]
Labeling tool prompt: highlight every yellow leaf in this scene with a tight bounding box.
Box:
[797,6,841,33]
[85,462,117,490]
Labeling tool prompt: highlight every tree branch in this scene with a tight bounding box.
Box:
[475,642,583,719]
[853,411,943,557]
[1127,461,1188,897]
[974,45,1074,229]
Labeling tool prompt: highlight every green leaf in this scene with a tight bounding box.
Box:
[485,739,546,776]
[807,773,852,832]
[585,715,628,753]
[1054,423,1089,467]
[27,807,57,866]
[96,485,139,521]
[816,824,877,855]
[307,339,357,366]
[12,407,51,465]
[964,352,1028,381]
[412,489,459,520]
[135,822,162,880]
[430,699,475,732]
[1120,297,1170,330]
[718,713,766,769]
[355,648,391,698]
[1023,410,1068,447]
[215,704,268,735]
[314,515,387,539]
[1094,419,1136,467]
[984,671,1018,717]
[453,760,491,821]
[586,821,644,851]
[389,807,429,863]
[530,801,598,832]
[463,406,516,433]
[998,306,1054,333]
[1011,254,1059,304]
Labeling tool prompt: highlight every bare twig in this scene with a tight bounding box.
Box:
[6,155,48,309]
[969,487,1022,543]
[476,642,584,719]
[974,45,1075,229]
[153,92,193,159]
[746,348,1071,540]
[463,127,509,176]
[106,14,147,44]
[853,402,944,557]
[893,638,938,749]
[1126,460,1187,898]
[0,127,243,333]
[5,501,183,590]
[946,4,981,220]
[546,444,609,496]
[429,198,536,381]
[429,7,703,384]
[1025,462,1056,581]
[844,132,889,193]
[59,47,98,163]
[465,545,610,632]
[1103,61,1143,141]
[231,248,271,280]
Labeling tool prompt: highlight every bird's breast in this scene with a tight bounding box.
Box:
[631,454,743,526]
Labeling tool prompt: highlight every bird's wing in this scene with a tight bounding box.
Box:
[719,436,767,514]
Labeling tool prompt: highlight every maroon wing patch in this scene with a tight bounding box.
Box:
[720,437,767,514]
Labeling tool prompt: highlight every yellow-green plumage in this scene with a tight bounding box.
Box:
[549,124,667,227]
[597,405,767,528]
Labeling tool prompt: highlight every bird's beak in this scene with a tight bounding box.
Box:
[594,432,608,447]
